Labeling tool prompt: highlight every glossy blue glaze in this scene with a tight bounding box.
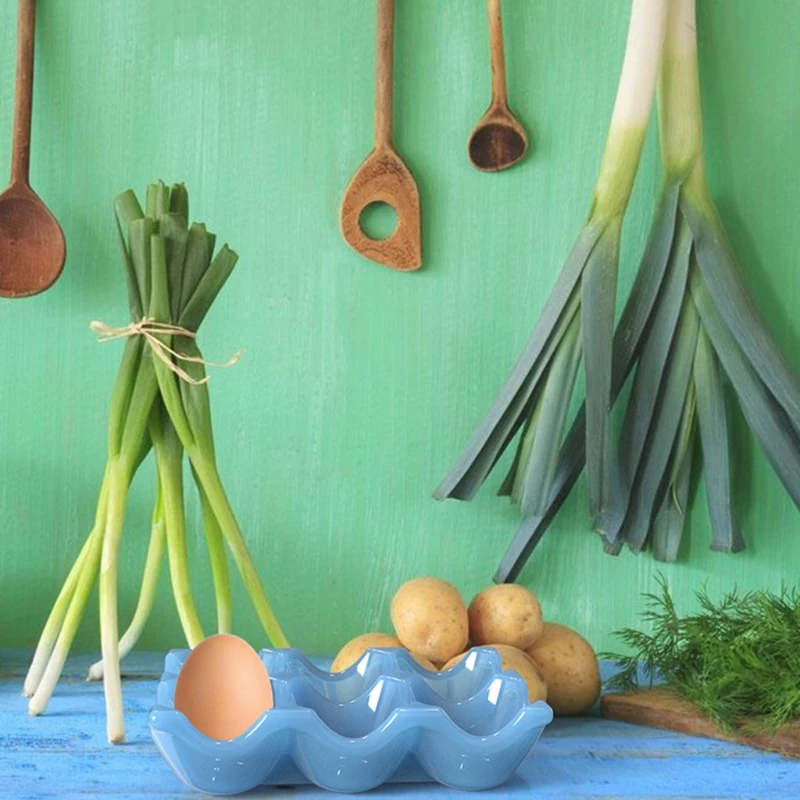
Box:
[149,647,553,794]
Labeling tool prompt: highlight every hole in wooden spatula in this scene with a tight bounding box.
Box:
[359,202,398,241]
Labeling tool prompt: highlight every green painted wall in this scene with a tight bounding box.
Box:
[1,0,798,657]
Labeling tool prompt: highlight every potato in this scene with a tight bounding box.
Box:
[525,623,601,715]
[409,652,438,672]
[390,577,469,665]
[330,633,438,673]
[440,652,468,672]
[468,584,544,650]
[330,633,402,672]
[442,644,547,704]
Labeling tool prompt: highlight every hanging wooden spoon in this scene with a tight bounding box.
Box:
[0,0,65,299]
[340,0,421,271]
[468,0,528,172]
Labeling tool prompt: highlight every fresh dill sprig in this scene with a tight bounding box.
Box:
[602,576,800,734]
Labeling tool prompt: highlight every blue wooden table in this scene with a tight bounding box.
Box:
[2,650,799,799]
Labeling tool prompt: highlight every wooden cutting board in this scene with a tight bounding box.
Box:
[601,688,800,758]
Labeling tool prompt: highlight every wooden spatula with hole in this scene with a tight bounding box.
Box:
[340,0,421,272]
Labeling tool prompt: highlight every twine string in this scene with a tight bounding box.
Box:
[90,318,242,386]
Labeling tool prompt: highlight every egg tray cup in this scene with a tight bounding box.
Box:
[149,646,553,795]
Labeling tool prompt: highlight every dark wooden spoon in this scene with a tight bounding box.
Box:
[468,0,528,172]
[0,0,65,299]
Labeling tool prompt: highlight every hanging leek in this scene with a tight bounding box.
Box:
[496,0,800,580]
[435,0,669,537]
[609,0,800,558]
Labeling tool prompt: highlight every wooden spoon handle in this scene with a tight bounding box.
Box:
[11,0,35,187]
[374,0,394,147]
[488,0,508,107]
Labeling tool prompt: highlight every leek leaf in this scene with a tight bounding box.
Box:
[434,221,604,501]
[652,424,694,562]
[612,219,692,540]
[621,295,700,552]
[690,272,800,508]
[684,199,800,436]
[516,310,583,516]
[693,325,742,552]
[582,219,621,531]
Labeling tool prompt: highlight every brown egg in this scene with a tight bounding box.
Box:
[174,634,274,740]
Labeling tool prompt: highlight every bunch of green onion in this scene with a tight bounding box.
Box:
[23,182,289,744]
[439,0,800,581]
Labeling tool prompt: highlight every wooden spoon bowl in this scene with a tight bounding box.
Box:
[468,105,528,173]
[468,0,529,173]
[0,183,65,298]
[0,0,66,299]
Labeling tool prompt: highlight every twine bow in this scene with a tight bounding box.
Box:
[90,318,242,386]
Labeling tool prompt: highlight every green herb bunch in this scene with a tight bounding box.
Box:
[604,576,800,734]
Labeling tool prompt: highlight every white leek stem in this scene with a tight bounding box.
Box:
[593,0,670,218]
[659,0,706,183]
[609,0,670,129]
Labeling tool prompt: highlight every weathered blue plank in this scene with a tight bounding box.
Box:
[4,738,800,799]
[2,650,800,799]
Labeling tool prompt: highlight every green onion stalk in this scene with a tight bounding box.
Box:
[87,485,166,681]
[23,183,289,743]
[435,0,669,535]
[495,0,800,580]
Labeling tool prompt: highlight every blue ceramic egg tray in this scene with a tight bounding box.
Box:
[149,646,553,795]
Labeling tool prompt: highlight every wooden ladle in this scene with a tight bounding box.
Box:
[340,0,421,271]
[0,0,65,299]
[468,0,528,172]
